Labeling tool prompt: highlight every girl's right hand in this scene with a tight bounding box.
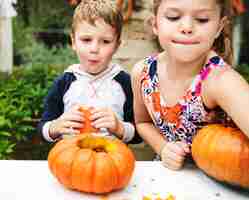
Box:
[160,141,190,170]
[49,104,84,139]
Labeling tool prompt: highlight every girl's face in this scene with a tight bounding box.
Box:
[153,0,226,63]
[71,18,120,75]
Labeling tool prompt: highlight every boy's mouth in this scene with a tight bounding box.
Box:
[88,59,100,64]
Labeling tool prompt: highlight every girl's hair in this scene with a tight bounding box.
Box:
[71,0,123,41]
[153,0,234,65]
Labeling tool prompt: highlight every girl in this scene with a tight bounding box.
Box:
[132,0,249,170]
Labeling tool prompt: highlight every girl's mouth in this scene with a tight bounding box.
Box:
[172,40,199,45]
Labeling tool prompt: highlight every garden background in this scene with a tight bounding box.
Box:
[0,0,249,160]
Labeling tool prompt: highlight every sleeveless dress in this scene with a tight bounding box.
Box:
[140,55,232,150]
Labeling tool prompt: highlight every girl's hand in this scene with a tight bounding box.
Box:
[90,107,124,137]
[49,104,84,139]
[160,141,190,170]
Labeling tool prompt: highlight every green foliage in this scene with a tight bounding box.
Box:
[0,63,60,159]
[13,17,78,67]
[1,13,79,159]
[236,64,249,83]
[20,42,78,68]
[15,0,74,29]
[13,18,35,56]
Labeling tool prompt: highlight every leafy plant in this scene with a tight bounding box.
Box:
[0,63,62,159]
[236,64,249,82]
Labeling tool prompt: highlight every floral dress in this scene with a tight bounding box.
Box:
[140,55,231,150]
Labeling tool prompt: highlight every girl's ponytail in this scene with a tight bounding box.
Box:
[213,19,233,65]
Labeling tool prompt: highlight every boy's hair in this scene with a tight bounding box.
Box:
[152,0,234,65]
[71,0,123,41]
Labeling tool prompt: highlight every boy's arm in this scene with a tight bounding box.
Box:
[37,73,76,142]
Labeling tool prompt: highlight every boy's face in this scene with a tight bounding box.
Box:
[72,18,120,75]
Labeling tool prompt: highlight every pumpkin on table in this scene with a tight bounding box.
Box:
[192,124,249,189]
[48,134,135,194]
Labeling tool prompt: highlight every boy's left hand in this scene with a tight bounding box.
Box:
[90,108,123,136]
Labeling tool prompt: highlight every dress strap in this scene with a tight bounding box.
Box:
[189,56,227,95]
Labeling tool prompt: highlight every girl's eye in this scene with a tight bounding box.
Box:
[103,40,112,44]
[196,18,209,23]
[166,16,180,21]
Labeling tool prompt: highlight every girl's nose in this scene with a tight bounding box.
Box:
[179,17,193,35]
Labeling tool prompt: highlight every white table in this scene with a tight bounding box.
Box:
[0,160,248,200]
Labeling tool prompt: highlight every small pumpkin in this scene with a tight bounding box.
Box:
[192,124,249,189]
[78,106,99,134]
[48,134,135,193]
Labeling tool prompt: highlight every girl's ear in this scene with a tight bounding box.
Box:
[215,16,228,39]
[151,15,159,36]
[144,15,157,39]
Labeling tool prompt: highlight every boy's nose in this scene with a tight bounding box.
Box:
[90,41,100,53]
[179,17,193,35]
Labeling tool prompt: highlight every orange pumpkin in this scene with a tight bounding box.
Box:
[78,106,99,134]
[48,134,135,193]
[192,124,249,189]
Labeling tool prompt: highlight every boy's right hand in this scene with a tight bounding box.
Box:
[160,141,190,170]
[49,104,84,139]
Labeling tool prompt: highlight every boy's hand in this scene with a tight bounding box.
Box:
[49,104,84,139]
[90,107,124,138]
[160,141,190,170]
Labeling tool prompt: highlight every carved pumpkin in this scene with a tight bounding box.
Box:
[48,134,135,193]
[78,106,99,134]
[192,124,249,189]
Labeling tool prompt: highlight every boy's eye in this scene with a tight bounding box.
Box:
[196,18,209,23]
[81,38,91,42]
[166,16,180,21]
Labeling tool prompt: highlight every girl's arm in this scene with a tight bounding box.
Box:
[204,67,249,138]
[131,61,167,155]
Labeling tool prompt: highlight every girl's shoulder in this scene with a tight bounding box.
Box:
[202,54,244,106]
[201,52,233,83]
[132,54,158,79]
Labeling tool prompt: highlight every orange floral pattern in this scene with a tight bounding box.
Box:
[140,55,229,146]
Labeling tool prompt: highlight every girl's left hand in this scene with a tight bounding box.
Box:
[90,108,122,134]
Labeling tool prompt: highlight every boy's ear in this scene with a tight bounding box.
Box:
[115,39,121,51]
[70,34,76,51]
[215,16,227,39]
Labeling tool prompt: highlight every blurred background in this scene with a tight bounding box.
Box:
[0,0,248,160]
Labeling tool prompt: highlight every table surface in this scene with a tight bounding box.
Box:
[0,160,248,200]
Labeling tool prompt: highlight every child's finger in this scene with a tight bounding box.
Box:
[63,112,84,122]
[90,110,108,121]
[177,141,190,153]
[92,117,114,129]
[61,128,80,135]
[162,156,184,170]
[67,121,84,129]
[166,149,185,163]
[168,142,186,156]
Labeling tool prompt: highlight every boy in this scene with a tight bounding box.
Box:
[38,0,141,143]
